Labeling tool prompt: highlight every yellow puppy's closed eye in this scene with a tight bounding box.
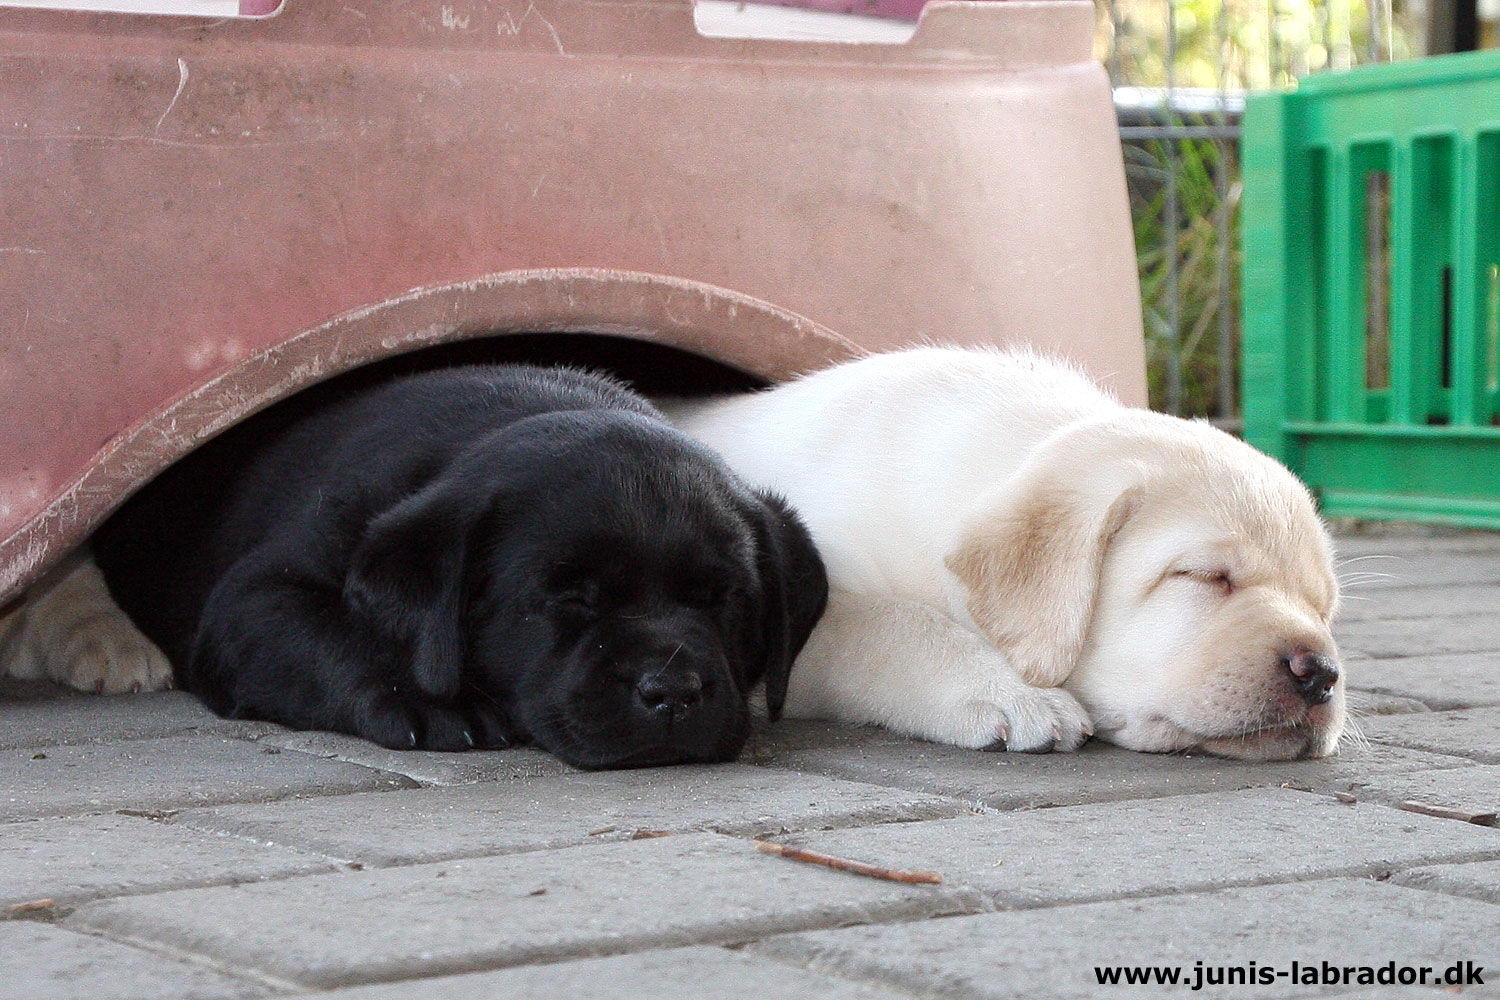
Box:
[1175,569,1235,595]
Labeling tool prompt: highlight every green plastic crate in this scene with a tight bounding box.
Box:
[1241,50,1500,528]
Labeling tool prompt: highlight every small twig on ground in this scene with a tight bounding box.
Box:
[1396,800,1498,826]
[7,898,54,914]
[586,824,617,836]
[1333,792,1358,804]
[753,840,942,885]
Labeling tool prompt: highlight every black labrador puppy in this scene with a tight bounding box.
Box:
[93,365,827,769]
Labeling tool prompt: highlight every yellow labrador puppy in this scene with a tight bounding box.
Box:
[665,347,1344,760]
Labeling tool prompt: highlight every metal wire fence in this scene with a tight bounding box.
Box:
[1100,0,1409,422]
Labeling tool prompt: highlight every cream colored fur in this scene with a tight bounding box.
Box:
[664,347,1344,760]
[0,549,172,694]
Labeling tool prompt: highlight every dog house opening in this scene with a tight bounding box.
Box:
[105,331,767,524]
[322,332,767,400]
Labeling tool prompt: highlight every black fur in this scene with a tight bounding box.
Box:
[93,366,827,769]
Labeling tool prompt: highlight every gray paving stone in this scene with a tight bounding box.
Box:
[0,812,339,907]
[0,734,414,821]
[1340,764,1500,821]
[1336,583,1500,622]
[170,763,969,866]
[741,718,895,760]
[1333,529,1500,557]
[0,677,77,700]
[1337,614,1500,659]
[755,731,1469,811]
[0,922,271,1000]
[751,879,1500,999]
[255,729,573,785]
[1350,652,1500,710]
[64,832,980,989]
[1391,859,1500,904]
[773,789,1500,907]
[0,690,274,751]
[311,946,907,1000]
[1359,707,1500,763]
[1343,689,1431,715]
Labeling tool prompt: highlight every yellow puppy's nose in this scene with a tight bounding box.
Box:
[1284,647,1339,706]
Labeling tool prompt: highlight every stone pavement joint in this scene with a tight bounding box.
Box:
[1358,707,1500,764]
[1348,652,1500,710]
[167,764,970,867]
[0,687,276,752]
[0,734,414,822]
[0,812,341,908]
[254,729,575,786]
[1391,860,1500,905]
[0,921,274,1000]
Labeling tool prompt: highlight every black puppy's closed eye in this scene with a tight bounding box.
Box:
[549,576,603,613]
[680,580,728,609]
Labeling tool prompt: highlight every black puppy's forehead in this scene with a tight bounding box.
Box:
[496,412,763,587]
[547,539,735,594]
[543,451,753,550]
[543,503,754,584]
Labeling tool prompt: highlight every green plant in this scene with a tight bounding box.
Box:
[1126,132,1242,417]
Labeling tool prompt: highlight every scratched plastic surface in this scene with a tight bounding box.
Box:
[0,0,1143,599]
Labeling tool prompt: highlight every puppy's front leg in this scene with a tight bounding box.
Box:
[784,591,1093,752]
[191,553,514,751]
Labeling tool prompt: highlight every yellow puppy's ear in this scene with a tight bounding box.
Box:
[945,422,1145,688]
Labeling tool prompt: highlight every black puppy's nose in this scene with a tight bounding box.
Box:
[1284,648,1339,705]
[635,671,704,722]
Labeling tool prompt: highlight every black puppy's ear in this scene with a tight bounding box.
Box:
[745,491,828,720]
[344,472,488,701]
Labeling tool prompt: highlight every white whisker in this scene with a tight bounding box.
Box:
[1335,554,1406,567]
[1338,716,1371,754]
[1339,572,1405,588]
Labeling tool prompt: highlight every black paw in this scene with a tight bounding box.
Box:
[354,691,515,751]
[462,702,514,749]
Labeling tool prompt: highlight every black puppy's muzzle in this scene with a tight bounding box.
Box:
[623,632,728,730]
[635,668,705,723]
[547,613,747,768]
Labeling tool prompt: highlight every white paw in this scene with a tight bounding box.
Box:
[3,551,175,695]
[942,684,1094,752]
[51,617,174,695]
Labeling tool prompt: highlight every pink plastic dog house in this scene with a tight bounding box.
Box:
[0,0,1143,604]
